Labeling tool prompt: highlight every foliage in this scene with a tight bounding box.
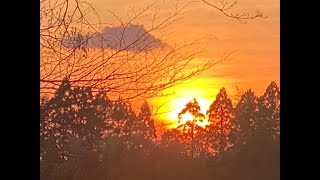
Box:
[256,81,280,141]
[40,80,280,180]
[206,88,235,153]
[232,89,258,147]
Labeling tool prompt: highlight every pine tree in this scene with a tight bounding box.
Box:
[175,98,206,158]
[92,89,113,137]
[233,89,258,147]
[111,99,141,151]
[137,101,157,142]
[256,81,280,141]
[207,88,234,153]
[46,78,75,160]
[41,79,110,162]
[69,86,107,151]
[111,100,131,136]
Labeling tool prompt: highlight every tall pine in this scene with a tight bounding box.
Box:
[137,101,157,142]
[176,98,206,158]
[256,81,280,141]
[233,89,258,147]
[207,88,234,153]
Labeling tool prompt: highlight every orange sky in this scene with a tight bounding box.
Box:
[82,0,280,128]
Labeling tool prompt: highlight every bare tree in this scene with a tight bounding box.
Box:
[40,0,265,102]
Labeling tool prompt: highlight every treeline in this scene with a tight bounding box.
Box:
[40,79,280,180]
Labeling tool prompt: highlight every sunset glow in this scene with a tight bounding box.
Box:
[167,97,211,128]
[41,0,280,179]
[42,0,279,130]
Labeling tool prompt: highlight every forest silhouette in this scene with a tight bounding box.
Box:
[40,0,278,179]
[40,80,280,180]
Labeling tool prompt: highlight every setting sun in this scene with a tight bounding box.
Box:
[167,97,211,128]
[41,0,279,179]
[149,79,221,130]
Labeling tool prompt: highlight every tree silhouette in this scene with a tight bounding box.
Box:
[110,99,155,152]
[40,81,280,179]
[91,89,113,136]
[175,98,206,158]
[207,88,234,153]
[137,101,157,142]
[256,81,280,141]
[116,101,157,152]
[40,79,112,178]
[232,89,258,146]
[45,78,76,160]
[110,100,131,136]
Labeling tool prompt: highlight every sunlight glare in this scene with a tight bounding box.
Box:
[167,97,211,128]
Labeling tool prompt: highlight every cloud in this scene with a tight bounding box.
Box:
[64,24,166,51]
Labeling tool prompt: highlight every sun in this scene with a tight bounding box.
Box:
[167,97,211,128]
[149,79,222,130]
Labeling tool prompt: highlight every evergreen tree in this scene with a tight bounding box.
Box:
[69,86,107,151]
[111,100,141,150]
[207,88,234,153]
[233,89,258,146]
[40,96,63,180]
[40,79,110,170]
[45,78,75,160]
[137,101,157,142]
[111,100,131,136]
[176,98,206,158]
[40,79,75,179]
[40,96,49,161]
[92,89,113,136]
[256,81,280,141]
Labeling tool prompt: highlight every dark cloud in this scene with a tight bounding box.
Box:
[63,24,166,51]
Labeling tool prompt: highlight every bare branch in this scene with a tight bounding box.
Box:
[40,0,259,103]
[201,0,267,23]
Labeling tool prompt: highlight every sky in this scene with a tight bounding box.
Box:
[82,0,280,128]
